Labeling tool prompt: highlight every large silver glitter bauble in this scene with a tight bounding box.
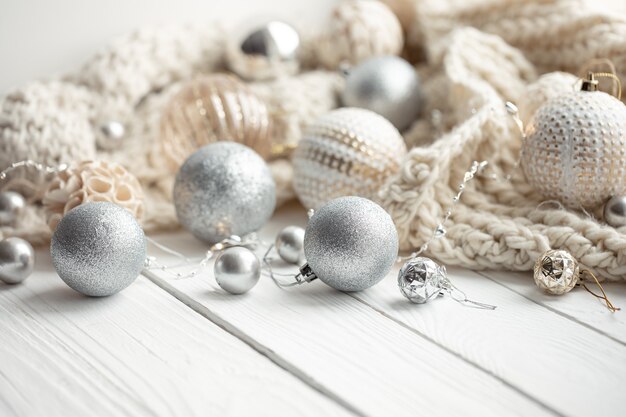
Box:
[521,89,626,209]
[214,246,261,294]
[0,237,34,284]
[275,225,305,264]
[173,142,276,243]
[341,56,421,131]
[398,257,445,304]
[51,202,146,297]
[533,249,579,295]
[0,191,25,225]
[303,196,398,292]
[293,108,407,210]
[604,195,626,227]
[227,21,300,80]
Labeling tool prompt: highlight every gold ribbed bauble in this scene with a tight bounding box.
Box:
[521,74,626,209]
[533,249,579,295]
[292,108,407,210]
[159,74,271,170]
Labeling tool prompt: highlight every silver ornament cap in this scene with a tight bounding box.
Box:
[533,249,579,295]
[303,196,398,292]
[275,225,305,264]
[51,202,146,297]
[214,246,261,294]
[0,191,26,226]
[0,237,35,284]
[173,142,276,243]
[341,56,421,131]
[398,257,445,303]
[604,195,626,227]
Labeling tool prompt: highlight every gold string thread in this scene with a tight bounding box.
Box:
[580,270,620,313]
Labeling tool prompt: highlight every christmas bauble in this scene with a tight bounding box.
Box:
[521,80,626,209]
[533,249,579,295]
[173,142,276,243]
[96,120,125,150]
[303,196,398,292]
[341,55,421,131]
[604,195,626,227]
[275,225,305,264]
[0,191,25,226]
[398,257,444,304]
[227,21,300,80]
[293,108,406,210]
[0,237,34,284]
[214,247,261,294]
[317,0,403,69]
[160,74,271,171]
[51,202,146,297]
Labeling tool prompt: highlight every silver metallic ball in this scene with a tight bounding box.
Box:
[214,246,261,294]
[341,56,421,131]
[96,120,125,150]
[173,142,276,243]
[398,257,444,304]
[275,225,305,264]
[604,195,626,227]
[0,237,35,284]
[0,191,26,226]
[533,249,579,295]
[51,202,146,297]
[304,196,398,292]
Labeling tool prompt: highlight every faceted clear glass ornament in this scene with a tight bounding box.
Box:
[533,249,579,295]
[398,257,445,303]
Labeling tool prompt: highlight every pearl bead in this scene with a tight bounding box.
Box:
[214,247,261,294]
[0,191,25,226]
[275,226,305,264]
[0,237,35,284]
[604,195,626,227]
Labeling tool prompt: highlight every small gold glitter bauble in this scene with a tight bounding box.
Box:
[159,74,271,171]
[521,76,626,209]
[42,160,144,231]
[292,107,407,210]
[533,249,579,295]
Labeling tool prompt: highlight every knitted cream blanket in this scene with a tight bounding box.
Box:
[2,0,626,280]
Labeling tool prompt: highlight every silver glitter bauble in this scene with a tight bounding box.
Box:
[173,142,276,243]
[341,56,421,131]
[533,249,579,295]
[51,202,146,297]
[398,257,445,304]
[293,108,407,210]
[275,225,305,264]
[0,237,34,284]
[604,195,626,227]
[0,191,25,225]
[521,76,626,209]
[96,120,125,150]
[214,246,261,294]
[303,196,398,292]
[227,21,300,80]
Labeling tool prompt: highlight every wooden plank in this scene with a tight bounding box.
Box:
[145,203,554,417]
[0,247,354,417]
[355,265,626,417]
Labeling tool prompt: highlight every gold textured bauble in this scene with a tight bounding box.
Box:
[521,87,626,209]
[292,107,407,210]
[159,74,271,170]
[533,249,579,295]
[42,160,144,231]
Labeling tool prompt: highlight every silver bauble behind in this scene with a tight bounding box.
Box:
[303,196,398,292]
[51,202,146,297]
[341,56,421,131]
[0,237,35,284]
[0,191,25,225]
[173,142,276,243]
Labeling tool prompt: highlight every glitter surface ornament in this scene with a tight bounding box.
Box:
[341,56,421,131]
[301,196,398,292]
[51,202,146,297]
[173,142,276,244]
[160,74,272,171]
[533,249,579,295]
[275,225,305,264]
[292,108,407,210]
[398,257,445,304]
[521,73,626,209]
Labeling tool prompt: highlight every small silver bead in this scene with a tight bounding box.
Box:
[275,226,305,264]
[214,247,260,294]
[604,195,626,227]
[97,121,125,150]
[0,237,35,284]
[0,191,25,226]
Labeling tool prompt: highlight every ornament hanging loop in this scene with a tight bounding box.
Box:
[440,277,497,310]
[581,71,622,100]
[579,269,620,313]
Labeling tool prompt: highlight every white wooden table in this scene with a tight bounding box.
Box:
[1,201,625,417]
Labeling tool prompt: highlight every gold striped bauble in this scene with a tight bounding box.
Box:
[159,74,271,171]
[293,108,407,210]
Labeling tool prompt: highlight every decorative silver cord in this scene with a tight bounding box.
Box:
[262,244,301,287]
[440,274,497,310]
[0,160,69,180]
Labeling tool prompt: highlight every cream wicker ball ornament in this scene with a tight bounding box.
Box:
[521,73,626,210]
[159,74,272,171]
[293,107,407,210]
